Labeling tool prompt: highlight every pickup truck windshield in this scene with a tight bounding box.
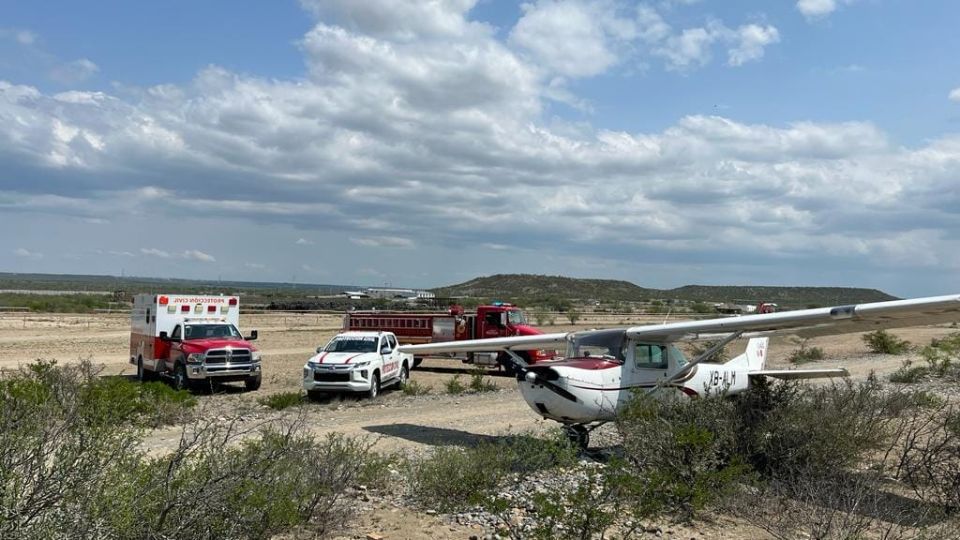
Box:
[507,310,527,325]
[324,337,378,353]
[184,324,242,340]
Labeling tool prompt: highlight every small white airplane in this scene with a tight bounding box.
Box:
[400,294,960,447]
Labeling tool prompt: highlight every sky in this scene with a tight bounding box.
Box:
[1,0,959,297]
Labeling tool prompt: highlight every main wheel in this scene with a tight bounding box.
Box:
[172,363,190,392]
[563,425,589,449]
[244,376,261,392]
[367,372,380,399]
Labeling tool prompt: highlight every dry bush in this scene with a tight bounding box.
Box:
[0,361,378,539]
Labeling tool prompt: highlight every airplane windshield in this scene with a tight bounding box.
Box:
[324,336,378,353]
[507,310,527,325]
[567,330,625,361]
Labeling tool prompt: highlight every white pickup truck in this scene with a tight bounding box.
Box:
[302,331,413,399]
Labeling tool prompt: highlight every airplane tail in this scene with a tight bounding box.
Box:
[724,337,768,372]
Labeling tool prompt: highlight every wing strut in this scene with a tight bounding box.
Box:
[649,330,743,394]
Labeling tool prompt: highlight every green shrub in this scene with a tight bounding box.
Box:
[400,380,432,396]
[444,374,466,395]
[889,360,930,383]
[617,394,747,522]
[566,309,582,324]
[862,329,910,354]
[0,361,377,539]
[787,338,825,364]
[469,370,499,393]
[257,391,304,410]
[411,433,579,513]
[921,333,960,378]
[411,444,504,511]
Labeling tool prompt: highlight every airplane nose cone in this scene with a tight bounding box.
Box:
[525,371,538,383]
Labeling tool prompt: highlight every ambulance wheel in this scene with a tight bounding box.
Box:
[564,425,589,449]
[244,376,262,392]
[172,363,191,392]
[367,372,380,399]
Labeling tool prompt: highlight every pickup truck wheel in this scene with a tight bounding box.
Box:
[172,363,190,392]
[307,389,326,401]
[397,363,409,387]
[367,372,380,399]
[244,376,262,392]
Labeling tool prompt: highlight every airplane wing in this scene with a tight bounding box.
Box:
[398,294,960,356]
[625,294,960,342]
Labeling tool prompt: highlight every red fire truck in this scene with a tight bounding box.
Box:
[342,303,553,369]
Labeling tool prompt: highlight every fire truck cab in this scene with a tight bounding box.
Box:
[129,294,262,392]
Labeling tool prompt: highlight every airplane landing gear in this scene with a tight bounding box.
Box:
[563,424,589,449]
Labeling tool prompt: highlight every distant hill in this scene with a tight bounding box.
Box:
[431,274,898,308]
[664,285,897,307]
[432,274,659,303]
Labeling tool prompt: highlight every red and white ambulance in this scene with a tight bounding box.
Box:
[129,294,262,392]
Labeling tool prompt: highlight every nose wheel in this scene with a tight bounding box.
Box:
[563,424,590,449]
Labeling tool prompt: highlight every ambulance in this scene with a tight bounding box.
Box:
[129,294,262,392]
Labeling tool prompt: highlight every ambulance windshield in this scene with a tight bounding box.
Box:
[183,324,242,340]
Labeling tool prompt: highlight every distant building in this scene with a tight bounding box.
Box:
[363,287,435,300]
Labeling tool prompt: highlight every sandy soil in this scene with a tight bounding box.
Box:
[2,312,957,539]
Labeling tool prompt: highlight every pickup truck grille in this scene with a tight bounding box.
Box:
[314,372,351,382]
[205,349,253,364]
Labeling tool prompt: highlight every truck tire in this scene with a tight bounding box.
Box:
[397,363,409,387]
[307,389,326,401]
[244,375,262,392]
[172,363,191,392]
[367,371,380,399]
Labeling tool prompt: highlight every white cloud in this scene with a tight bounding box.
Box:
[0,28,37,45]
[295,237,314,245]
[14,248,42,259]
[140,248,172,258]
[182,250,216,263]
[245,262,267,270]
[949,87,960,103]
[351,236,415,248]
[796,0,858,20]
[728,24,779,66]
[49,58,99,85]
[140,248,215,262]
[510,0,637,78]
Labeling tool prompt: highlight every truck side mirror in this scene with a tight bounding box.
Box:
[245,330,258,341]
[159,331,169,340]
[381,346,392,355]
[316,346,324,354]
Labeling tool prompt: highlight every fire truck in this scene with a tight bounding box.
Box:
[129,294,262,392]
[342,303,554,369]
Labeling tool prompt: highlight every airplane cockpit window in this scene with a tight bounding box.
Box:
[567,330,626,361]
[634,343,668,369]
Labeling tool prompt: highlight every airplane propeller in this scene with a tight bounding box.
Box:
[501,349,579,402]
